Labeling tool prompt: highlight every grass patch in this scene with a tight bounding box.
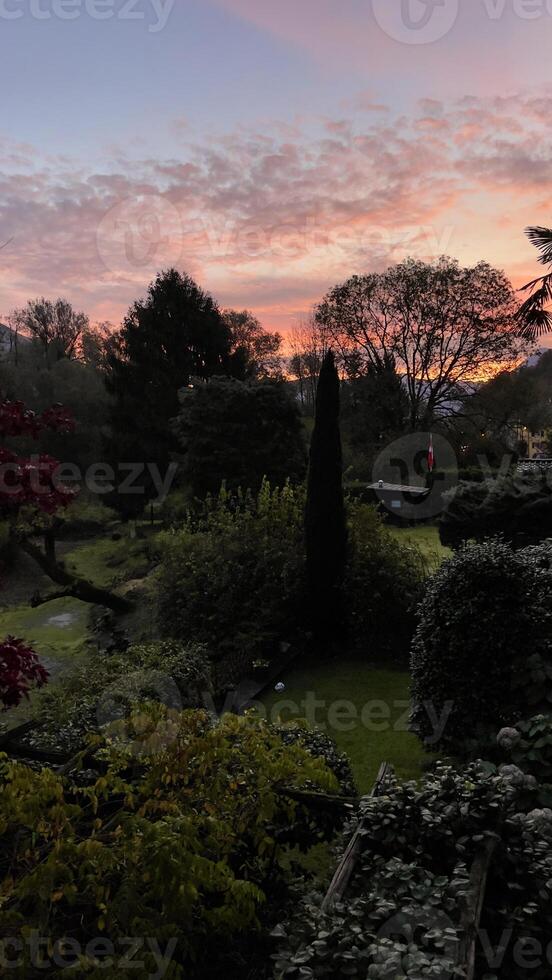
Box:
[0,597,91,667]
[388,524,451,570]
[262,659,430,795]
[0,597,92,730]
[64,536,153,589]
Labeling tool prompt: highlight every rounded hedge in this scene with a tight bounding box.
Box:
[411,539,552,749]
[273,724,357,797]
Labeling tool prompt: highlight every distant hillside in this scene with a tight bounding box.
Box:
[0,323,31,357]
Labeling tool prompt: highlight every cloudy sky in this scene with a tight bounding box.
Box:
[1,0,552,334]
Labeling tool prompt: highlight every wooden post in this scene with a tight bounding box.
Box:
[322,761,392,910]
[457,840,497,980]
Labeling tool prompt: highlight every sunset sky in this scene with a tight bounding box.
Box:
[2,0,552,336]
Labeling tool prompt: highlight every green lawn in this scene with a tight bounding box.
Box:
[0,597,90,665]
[389,523,451,570]
[64,535,152,589]
[262,659,430,795]
[0,597,92,730]
[0,532,156,733]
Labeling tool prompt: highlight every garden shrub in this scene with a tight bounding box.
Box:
[157,490,427,679]
[124,640,212,705]
[346,502,427,658]
[157,481,306,671]
[274,723,357,797]
[1,709,339,979]
[498,714,552,786]
[32,640,212,753]
[411,539,552,750]
[274,762,552,980]
[439,473,552,550]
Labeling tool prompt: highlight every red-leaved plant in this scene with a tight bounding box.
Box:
[0,636,49,709]
[0,400,76,515]
[1,398,76,707]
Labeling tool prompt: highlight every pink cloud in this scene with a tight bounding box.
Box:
[0,92,551,334]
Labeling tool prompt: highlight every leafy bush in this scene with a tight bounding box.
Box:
[159,486,192,526]
[55,493,118,539]
[274,762,552,980]
[157,481,307,672]
[411,539,552,750]
[1,710,339,979]
[158,490,426,680]
[498,714,552,784]
[346,503,427,657]
[439,473,552,549]
[33,640,212,753]
[274,724,357,797]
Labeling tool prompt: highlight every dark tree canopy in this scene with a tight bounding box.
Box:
[342,354,409,461]
[10,297,88,361]
[173,377,307,497]
[223,309,283,381]
[105,269,232,515]
[288,319,329,417]
[305,351,347,637]
[461,349,552,457]
[316,257,526,430]
[0,344,111,473]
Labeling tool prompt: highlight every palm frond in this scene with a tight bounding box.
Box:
[526,226,552,266]
[516,281,552,340]
[517,229,552,340]
[519,274,551,293]
[518,275,552,307]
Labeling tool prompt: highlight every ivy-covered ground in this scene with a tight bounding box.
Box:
[262,660,430,794]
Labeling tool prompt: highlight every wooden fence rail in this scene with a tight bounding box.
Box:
[322,761,393,911]
[321,759,499,980]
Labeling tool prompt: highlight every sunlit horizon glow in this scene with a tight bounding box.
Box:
[1,1,552,342]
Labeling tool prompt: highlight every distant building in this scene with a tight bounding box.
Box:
[527,429,551,459]
[515,423,552,474]
[515,423,552,460]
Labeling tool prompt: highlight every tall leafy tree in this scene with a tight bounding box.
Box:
[342,353,409,461]
[105,269,231,516]
[10,297,88,361]
[173,377,306,497]
[288,317,330,416]
[223,309,283,380]
[316,258,525,430]
[305,351,347,637]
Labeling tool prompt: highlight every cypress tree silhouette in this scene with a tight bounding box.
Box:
[305,350,347,637]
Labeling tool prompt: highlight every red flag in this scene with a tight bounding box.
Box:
[428,434,435,473]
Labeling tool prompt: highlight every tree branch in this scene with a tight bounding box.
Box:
[17,534,133,613]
